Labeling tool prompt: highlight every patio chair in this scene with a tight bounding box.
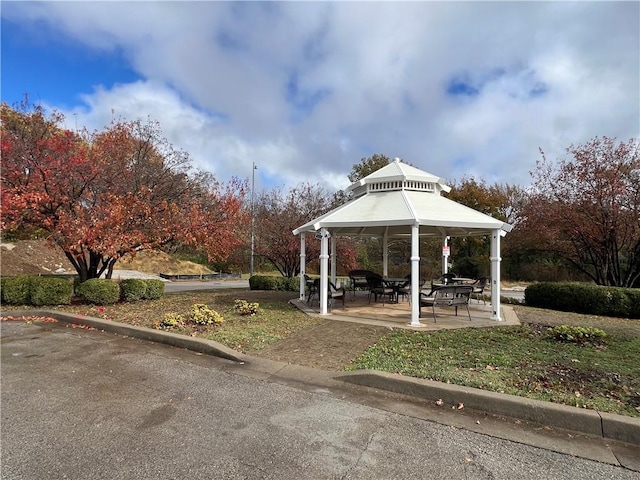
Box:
[328,281,346,310]
[470,276,489,304]
[305,276,319,305]
[442,272,458,284]
[366,274,395,305]
[348,269,375,296]
[396,274,412,302]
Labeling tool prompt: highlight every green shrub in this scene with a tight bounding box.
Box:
[525,282,638,318]
[596,287,632,317]
[29,276,73,306]
[119,279,147,302]
[547,325,608,345]
[628,289,640,318]
[155,312,185,330]
[279,276,300,291]
[234,299,260,316]
[190,303,223,325]
[75,278,120,305]
[143,279,165,299]
[249,275,274,290]
[1,275,32,304]
[249,275,298,291]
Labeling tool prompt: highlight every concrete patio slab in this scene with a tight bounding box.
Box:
[291,290,519,331]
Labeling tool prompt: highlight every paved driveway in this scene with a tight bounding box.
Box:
[2,321,637,480]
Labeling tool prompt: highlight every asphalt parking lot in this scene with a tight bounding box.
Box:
[2,320,638,480]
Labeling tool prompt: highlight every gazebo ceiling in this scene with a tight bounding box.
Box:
[293,159,512,238]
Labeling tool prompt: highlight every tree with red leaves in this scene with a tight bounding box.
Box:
[518,137,639,287]
[1,102,248,282]
[252,183,356,277]
[445,178,524,278]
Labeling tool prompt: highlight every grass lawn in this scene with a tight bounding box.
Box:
[3,289,321,353]
[3,289,639,417]
[347,322,640,417]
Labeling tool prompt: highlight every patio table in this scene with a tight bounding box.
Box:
[452,277,474,285]
[383,277,408,303]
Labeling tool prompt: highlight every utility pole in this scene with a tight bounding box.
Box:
[250,162,257,277]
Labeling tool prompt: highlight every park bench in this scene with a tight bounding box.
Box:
[419,285,473,322]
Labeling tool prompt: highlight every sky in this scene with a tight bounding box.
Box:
[2,1,639,194]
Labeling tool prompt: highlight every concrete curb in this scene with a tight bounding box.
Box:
[3,309,639,447]
[335,370,640,446]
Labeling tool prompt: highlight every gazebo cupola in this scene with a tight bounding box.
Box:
[346,157,451,199]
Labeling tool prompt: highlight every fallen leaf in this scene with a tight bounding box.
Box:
[457,402,464,410]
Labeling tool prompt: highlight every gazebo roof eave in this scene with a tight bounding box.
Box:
[294,220,509,237]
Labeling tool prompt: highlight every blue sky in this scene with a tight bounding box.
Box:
[2,1,638,193]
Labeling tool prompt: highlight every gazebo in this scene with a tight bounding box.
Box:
[293,158,513,327]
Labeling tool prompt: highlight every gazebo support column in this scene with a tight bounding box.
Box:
[490,229,503,321]
[442,235,449,275]
[319,228,329,315]
[330,235,337,286]
[409,223,422,326]
[299,233,306,302]
[382,229,389,277]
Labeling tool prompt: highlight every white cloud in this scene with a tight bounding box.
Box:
[3,1,638,192]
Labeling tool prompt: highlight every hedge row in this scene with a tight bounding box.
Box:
[1,276,165,306]
[524,282,640,319]
[74,278,165,304]
[1,275,74,306]
[249,275,299,291]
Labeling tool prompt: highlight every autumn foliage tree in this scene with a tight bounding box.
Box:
[445,178,523,278]
[517,137,639,287]
[1,102,248,282]
[253,183,356,278]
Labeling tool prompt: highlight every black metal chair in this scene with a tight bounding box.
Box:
[396,274,412,302]
[366,274,395,304]
[305,275,319,305]
[442,272,458,284]
[348,269,375,297]
[328,281,346,310]
[470,276,489,304]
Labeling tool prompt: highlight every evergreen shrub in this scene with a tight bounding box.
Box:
[75,278,120,305]
[249,275,298,291]
[144,279,165,299]
[1,275,32,304]
[29,276,73,306]
[120,279,147,302]
[525,282,637,318]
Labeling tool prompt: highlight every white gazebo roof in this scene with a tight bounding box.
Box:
[293,158,512,237]
[293,158,512,325]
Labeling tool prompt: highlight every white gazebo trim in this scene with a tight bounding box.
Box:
[294,158,513,325]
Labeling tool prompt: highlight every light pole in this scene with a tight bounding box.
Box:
[250,162,257,277]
